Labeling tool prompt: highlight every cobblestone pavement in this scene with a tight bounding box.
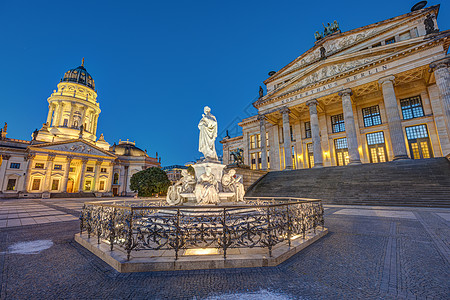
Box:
[0,199,449,299]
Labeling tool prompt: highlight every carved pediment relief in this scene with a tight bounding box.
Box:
[29,140,115,157]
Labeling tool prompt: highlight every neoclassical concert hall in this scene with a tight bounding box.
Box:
[221,5,450,171]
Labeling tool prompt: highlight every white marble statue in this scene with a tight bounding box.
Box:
[198,106,218,160]
[222,169,245,202]
[194,166,219,205]
[166,170,196,205]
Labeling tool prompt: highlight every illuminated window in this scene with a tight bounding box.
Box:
[366,132,387,163]
[51,179,59,191]
[69,167,75,172]
[10,163,20,169]
[266,132,269,147]
[405,125,428,140]
[290,126,294,141]
[84,180,92,191]
[334,138,349,166]
[362,105,382,127]
[54,164,62,170]
[401,96,424,120]
[250,135,256,149]
[101,168,107,173]
[35,163,44,169]
[86,166,94,172]
[6,179,16,191]
[305,122,311,138]
[257,152,262,169]
[99,181,105,190]
[331,114,345,133]
[32,179,41,190]
[256,134,261,148]
[251,153,257,170]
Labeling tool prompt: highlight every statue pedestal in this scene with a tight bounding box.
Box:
[192,160,226,183]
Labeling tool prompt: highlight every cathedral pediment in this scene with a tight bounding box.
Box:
[28,139,116,158]
[264,5,440,87]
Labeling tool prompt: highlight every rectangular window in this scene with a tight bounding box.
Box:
[258,152,262,169]
[372,42,382,48]
[251,153,256,170]
[405,124,429,140]
[51,179,59,191]
[35,163,44,169]
[69,167,75,173]
[399,31,411,41]
[305,122,312,138]
[10,163,20,169]
[290,126,294,141]
[6,179,16,191]
[99,181,105,190]
[101,168,107,173]
[266,132,269,147]
[86,166,94,172]
[54,164,62,170]
[331,114,345,133]
[256,134,261,148]
[250,135,256,149]
[84,180,92,191]
[63,119,68,127]
[267,150,270,169]
[334,137,348,150]
[385,37,395,45]
[366,131,386,145]
[32,178,41,190]
[362,105,382,127]
[400,95,424,120]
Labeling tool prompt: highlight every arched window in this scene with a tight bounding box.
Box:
[113,173,119,185]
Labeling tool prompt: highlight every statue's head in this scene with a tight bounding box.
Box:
[204,106,211,114]
[181,169,188,176]
[229,169,236,176]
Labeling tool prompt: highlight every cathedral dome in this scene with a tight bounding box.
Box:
[111,140,148,157]
[61,58,95,90]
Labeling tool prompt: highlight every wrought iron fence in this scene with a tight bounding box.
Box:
[79,197,324,260]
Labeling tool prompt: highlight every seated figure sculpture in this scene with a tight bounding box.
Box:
[222,169,245,202]
[194,166,219,205]
[166,169,196,205]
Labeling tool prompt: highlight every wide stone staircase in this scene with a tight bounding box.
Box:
[245,158,450,207]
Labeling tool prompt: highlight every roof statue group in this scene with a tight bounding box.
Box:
[315,20,340,41]
[166,106,245,206]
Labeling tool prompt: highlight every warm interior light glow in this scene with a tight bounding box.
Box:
[290,234,302,240]
[184,248,219,255]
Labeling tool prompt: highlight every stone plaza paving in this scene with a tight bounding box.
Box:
[0,198,448,299]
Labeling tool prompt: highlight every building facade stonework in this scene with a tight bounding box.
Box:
[221,5,450,171]
[0,61,161,198]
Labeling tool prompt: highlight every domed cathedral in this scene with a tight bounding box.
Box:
[0,59,161,199]
[36,58,109,149]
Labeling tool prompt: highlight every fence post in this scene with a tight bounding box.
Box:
[223,207,227,259]
[109,208,116,251]
[175,209,180,260]
[267,206,272,257]
[286,204,291,248]
[126,209,134,261]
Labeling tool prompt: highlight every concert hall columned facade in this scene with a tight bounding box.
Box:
[221,5,450,171]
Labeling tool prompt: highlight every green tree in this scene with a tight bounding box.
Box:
[130,167,171,197]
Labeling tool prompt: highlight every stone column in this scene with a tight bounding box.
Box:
[43,154,56,192]
[306,100,323,167]
[93,114,99,135]
[57,101,65,126]
[269,125,280,170]
[339,89,361,164]
[378,76,409,159]
[21,154,35,192]
[280,107,293,170]
[78,158,88,192]
[62,156,73,192]
[0,155,11,191]
[430,57,450,139]
[46,105,53,125]
[258,114,268,170]
[68,103,75,127]
[93,160,102,191]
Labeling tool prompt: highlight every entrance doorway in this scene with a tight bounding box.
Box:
[366,131,388,163]
[405,125,433,159]
[67,178,74,193]
[113,187,118,196]
[334,138,349,166]
[307,143,314,168]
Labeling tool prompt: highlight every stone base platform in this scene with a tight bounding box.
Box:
[74,228,328,273]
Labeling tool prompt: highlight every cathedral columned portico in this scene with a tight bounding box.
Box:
[222,4,450,171]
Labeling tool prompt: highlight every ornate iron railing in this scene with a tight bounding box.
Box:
[79,197,324,260]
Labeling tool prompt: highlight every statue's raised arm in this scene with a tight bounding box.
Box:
[198,106,218,160]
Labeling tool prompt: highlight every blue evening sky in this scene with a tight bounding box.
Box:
[0,1,448,166]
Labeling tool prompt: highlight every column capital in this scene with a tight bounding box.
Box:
[257,114,267,122]
[81,158,89,164]
[95,160,103,166]
[306,99,319,107]
[378,75,395,85]
[338,88,353,97]
[66,155,74,162]
[429,56,450,71]
[1,154,11,160]
[279,106,290,115]
[47,154,56,161]
[24,153,36,161]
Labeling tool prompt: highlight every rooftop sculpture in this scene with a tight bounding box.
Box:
[315,20,340,41]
